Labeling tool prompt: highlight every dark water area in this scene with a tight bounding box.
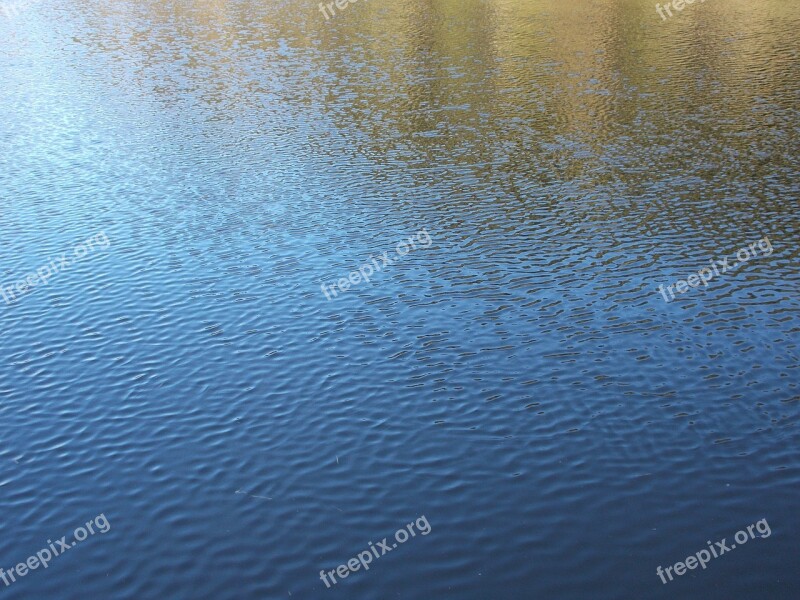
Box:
[1,0,799,598]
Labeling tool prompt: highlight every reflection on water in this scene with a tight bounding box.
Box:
[0,1,798,598]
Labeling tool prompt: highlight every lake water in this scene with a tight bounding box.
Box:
[1,0,798,598]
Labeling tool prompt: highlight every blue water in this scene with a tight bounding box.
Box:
[1,0,799,598]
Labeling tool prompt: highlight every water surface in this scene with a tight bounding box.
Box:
[1,0,799,598]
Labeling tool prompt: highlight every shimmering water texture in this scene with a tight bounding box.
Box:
[0,1,798,599]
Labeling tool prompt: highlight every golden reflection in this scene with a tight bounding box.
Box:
[74,0,798,211]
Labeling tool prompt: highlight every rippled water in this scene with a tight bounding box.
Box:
[1,0,799,598]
